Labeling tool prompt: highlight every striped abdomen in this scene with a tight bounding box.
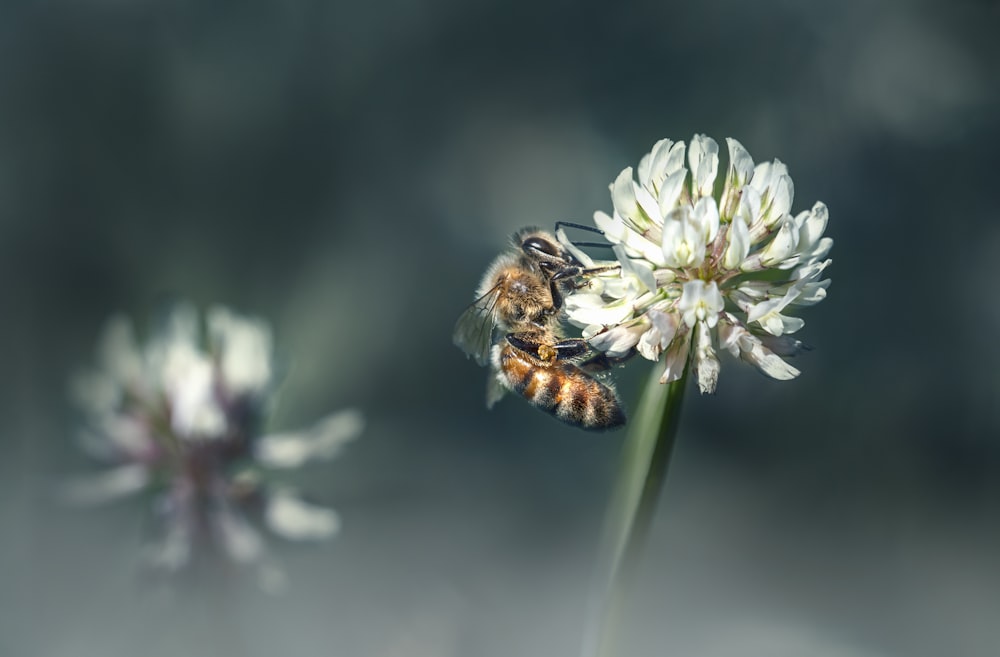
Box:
[495,343,625,430]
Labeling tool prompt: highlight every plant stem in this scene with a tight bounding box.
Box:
[583,367,687,657]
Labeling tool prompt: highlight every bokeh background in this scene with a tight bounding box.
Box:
[2,0,998,655]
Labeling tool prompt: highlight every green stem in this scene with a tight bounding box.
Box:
[583,366,688,657]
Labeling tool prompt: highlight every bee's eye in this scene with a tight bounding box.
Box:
[522,237,560,258]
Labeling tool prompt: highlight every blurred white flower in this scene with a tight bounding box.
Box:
[561,136,832,393]
[64,302,364,590]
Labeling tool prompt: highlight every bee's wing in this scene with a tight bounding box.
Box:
[452,286,500,366]
[485,368,506,408]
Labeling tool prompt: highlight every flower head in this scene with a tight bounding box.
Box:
[561,135,832,393]
[65,303,364,591]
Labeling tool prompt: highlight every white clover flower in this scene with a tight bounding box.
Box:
[64,303,364,591]
[562,135,832,394]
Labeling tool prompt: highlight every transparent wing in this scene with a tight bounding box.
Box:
[485,367,506,408]
[452,285,500,366]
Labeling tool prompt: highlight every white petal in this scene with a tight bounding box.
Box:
[807,237,834,263]
[766,175,794,227]
[641,138,681,191]
[755,309,805,336]
[166,348,227,438]
[719,138,755,221]
[596,210,667,266]
[720,315,801,381]
[97,415,157,459]
[688,134,719,199]
[716,314,742,358]
[734,280,771,301]
[637,329,661,361]
[612,245,656,293]
[748,258,832,326]
[722,216,751,270]
[555,227,596,268]
[798,202,829,251]
[792,280,830,305]
[208,306,274,397]
[660,329,691,384]
[96,315,143,388]
[657,169,688,216]
[564,292,636,326]
[58,464,150,506]
[611,167,649,230]
[694,322,720,394]
[692,196,720,242]
[792,257,832,283]
[636,309,677,361]
[661,206,706,268]
[749,160,789,197]
[626,231,670,267]
[664,140,687,174]
[677,280,723,329]
[742,336,801,380]
[254,435,312,469]
[596,275,635,299]
[738,185,762,224]
[588,323,644,358]
[749,160,794,229]
[308,409,366,457]
[255,409,364,469]
[265,492,340,541]
[747,294,778,323]
[593,210,627,244]
[634,183,662,226]
[759,218,799,267]
[70,371,123,418]
[75,427,119,461]
[214,508,265,564]
[152,303,200,358]
[725,138,754,187]
[653,269,677,287]
[648,307,679,344]
[637,148,654,188]
[775,314,805,335]
[758,332,808,357]
[143,513,193,572]
[564,292,608,308]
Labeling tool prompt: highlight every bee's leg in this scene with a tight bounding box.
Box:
[549,338,590,362]
[545,264,621,309]
[506,333,588,363]
[549,264,620,284]
[539,264,579,311]
[578,348,638,374]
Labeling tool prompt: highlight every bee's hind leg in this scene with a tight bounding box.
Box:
[505,333,589,363]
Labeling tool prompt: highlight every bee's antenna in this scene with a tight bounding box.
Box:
[554,221,605,236]
[554,221,615,250]
[570,241,615,249]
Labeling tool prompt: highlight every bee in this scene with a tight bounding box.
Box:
[453,227,626,430]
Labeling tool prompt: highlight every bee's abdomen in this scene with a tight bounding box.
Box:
[497,345,625,430]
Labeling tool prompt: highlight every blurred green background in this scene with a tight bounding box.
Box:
[2,0,998,655]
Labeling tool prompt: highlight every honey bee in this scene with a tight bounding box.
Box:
[453,227,626,430]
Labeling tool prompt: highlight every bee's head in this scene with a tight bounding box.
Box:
[514,227,574,267]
